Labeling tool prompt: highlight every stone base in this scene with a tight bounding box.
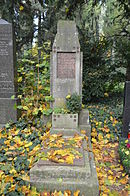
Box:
[50,128,80,136]
[51,109,91,137]
[30,139,99,195]
[0,98,19,125]
[52,113,78,129]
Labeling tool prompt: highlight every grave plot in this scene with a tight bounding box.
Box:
[30,20,99,196]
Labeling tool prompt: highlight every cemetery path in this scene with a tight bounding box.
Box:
[89,104,129,196]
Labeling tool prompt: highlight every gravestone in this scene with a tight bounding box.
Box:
[123,81,130,137]
[50,20,82,108]
[30,21,99,195]
[0,19,18,128]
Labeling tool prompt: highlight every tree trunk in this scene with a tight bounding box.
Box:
[126,65,130,81]
[38,11,42,61]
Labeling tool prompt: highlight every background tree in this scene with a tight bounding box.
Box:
[0,0,129,101]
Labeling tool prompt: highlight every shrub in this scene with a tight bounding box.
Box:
[66,93,82,114]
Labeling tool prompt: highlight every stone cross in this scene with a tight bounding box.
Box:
[0,19,18,128]
[50,20,83,108]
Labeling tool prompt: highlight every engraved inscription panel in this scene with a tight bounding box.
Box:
[0,81,14,90]
[57,53,76,78]
[0,41,9,56]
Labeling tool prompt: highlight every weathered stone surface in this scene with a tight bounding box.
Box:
[52,113,78,129]
[30,139,99,195]
[79,109,89,125]
[0,19,19,127]
[50,20,82,108]
[123,81,130,137]
[79,109,91,137]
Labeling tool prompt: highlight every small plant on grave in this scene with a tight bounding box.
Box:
[53,107,68,114]
[66,93,82,114]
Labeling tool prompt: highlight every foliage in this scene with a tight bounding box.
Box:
[0,96,129,195]
[66,93,82,114]
[1,0,129,100]
[53,107,68,114]
[89,97,129,195]
[118,139,130,175]
[0,121,44,195]
[17,43,53,122]
[37,133,84,164]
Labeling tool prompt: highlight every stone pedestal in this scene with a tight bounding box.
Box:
[0,19,19,127]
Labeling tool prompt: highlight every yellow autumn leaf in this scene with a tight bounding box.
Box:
[66,94,71,99]
[106,134,110,139]
[92,138,97,143]
[108,175,113,180]
[21,174,30,181]
[66,156,74,164]
[64,190,71,196]
[80,130,86,135]
[120,177,128,184]
[120,165,124,170]
[74,190,80,196]
[5,175,14,183]
[110,116,113,121]
[19,5,24,11]
[98,133,103,141]
[4,140,10,146]
[125,140,128,143]
[9,184,16,192]
[125,151,129,155]
[25,142,33,148]
[23,106,29,110]
[18,77,22,82]
[91,131,97,137]
[10,168,17,174]
[47,122,52,128]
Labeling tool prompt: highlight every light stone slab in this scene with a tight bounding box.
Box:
[30,139,99,195]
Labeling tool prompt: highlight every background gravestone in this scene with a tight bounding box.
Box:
[0,19,19,128]
[123,81,130,137]
[50,20,83,108]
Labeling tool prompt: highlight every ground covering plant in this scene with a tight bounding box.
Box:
[0,91,130,195]
[88,97,130,195]
[0,47,130,195]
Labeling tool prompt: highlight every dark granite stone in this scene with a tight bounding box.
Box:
[123,81,130,137]
[0,19,19,126]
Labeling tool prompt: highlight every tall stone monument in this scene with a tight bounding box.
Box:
[30,21,99,195]
[50,20,82,108]
[0,19,18,128]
